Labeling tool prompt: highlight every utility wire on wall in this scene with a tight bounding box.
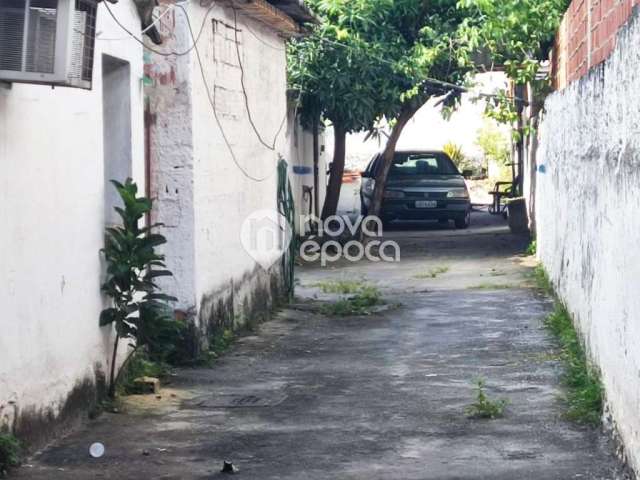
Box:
[177,3,280,182]
[232,7,287,152]
[103,1,214,57]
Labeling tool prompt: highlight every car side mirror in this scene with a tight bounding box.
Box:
[462,169,473,179]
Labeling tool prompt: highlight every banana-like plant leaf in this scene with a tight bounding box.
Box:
[100,308,119,326]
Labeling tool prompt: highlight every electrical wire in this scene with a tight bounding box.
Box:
[103,1,214,57]
[102,0,521,103]
[177,3,278,183]
[87,5,175,41]
[232,7,287,152]
[243,19,287,51]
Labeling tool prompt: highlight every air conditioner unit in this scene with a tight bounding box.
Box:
[0,0,97,89]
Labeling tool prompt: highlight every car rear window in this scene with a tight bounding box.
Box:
[388,153,458,177]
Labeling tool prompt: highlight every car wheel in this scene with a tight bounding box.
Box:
[454,211,471,229]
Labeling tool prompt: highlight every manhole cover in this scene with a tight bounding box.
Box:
[183,392,287,409]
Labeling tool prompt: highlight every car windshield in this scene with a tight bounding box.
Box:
[388,153,458,177]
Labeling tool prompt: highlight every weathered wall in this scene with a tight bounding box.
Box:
[284,106,327,231]
[0,1,144,446]
[537,7,640,472]
[147,2,300,344]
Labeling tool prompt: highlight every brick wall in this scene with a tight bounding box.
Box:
[553,0,639,88]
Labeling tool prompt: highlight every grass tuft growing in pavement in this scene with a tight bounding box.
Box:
[315,279,369,294]
[526,240,537,255]
[321,286,383,316]
[0,432,21,476]
[532,264,603,425]
[544,303,603,425]
[414,266,450,279]
[465,379,507,419]
[531,264,554,295]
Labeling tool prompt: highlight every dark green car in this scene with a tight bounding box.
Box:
[360,150,472,229]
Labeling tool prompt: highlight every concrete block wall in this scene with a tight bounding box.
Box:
[555,0,640,87]
[537,8,640,472]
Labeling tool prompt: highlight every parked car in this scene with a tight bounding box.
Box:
[360,150,472,229]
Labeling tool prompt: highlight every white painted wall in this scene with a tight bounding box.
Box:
[536,11,640,473]
[147,2,306,331]
[284,110,327,232]
[0,1,144,435]
[190,5,285,306]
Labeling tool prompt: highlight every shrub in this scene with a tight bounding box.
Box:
[0,433,20,477]
[100,179,177,398]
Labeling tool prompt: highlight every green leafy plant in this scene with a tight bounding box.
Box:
[526,240,537,256]
[465,379,507,419]
[544,303,603,425]
[100,179,177,398]
[321,285,383,316]
[443,143,468,171]
[117,350,169,396]
[0,433,20,477]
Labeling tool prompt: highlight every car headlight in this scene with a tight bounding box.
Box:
[447,188,469,199]
[384,190,405,199]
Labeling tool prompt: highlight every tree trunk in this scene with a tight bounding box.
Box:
[321,123,347,220]
[108,333,120,399]
[369,107,417,219]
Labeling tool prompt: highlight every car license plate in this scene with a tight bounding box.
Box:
[415,200,438,209]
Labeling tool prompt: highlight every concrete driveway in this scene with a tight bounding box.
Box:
[13,211,626,479]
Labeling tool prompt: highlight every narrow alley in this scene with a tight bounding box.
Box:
[13,212,625,479]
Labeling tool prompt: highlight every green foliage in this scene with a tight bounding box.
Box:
[544,303,603,425]
[459,0,570,141]
[288,0,476,132]
[442,143,469,171]
[531,264,554,295]
[415,266,450,279]
[465,379,507,419]
[100,179,177,397]
[210,329,235,357]
[321,285,383,316]
[0,433,20,477]
[476,120,510,165]
[191,329,236,367]
[526,240,537,256]
[117,351,168,396]
[458,0,570,84]
[137,302,191,366]
[315,279,368,294]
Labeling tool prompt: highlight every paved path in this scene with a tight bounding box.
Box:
[14,212,625,479]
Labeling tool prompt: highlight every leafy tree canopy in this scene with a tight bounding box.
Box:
[288,0,477,132]
[458,0,571,84]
